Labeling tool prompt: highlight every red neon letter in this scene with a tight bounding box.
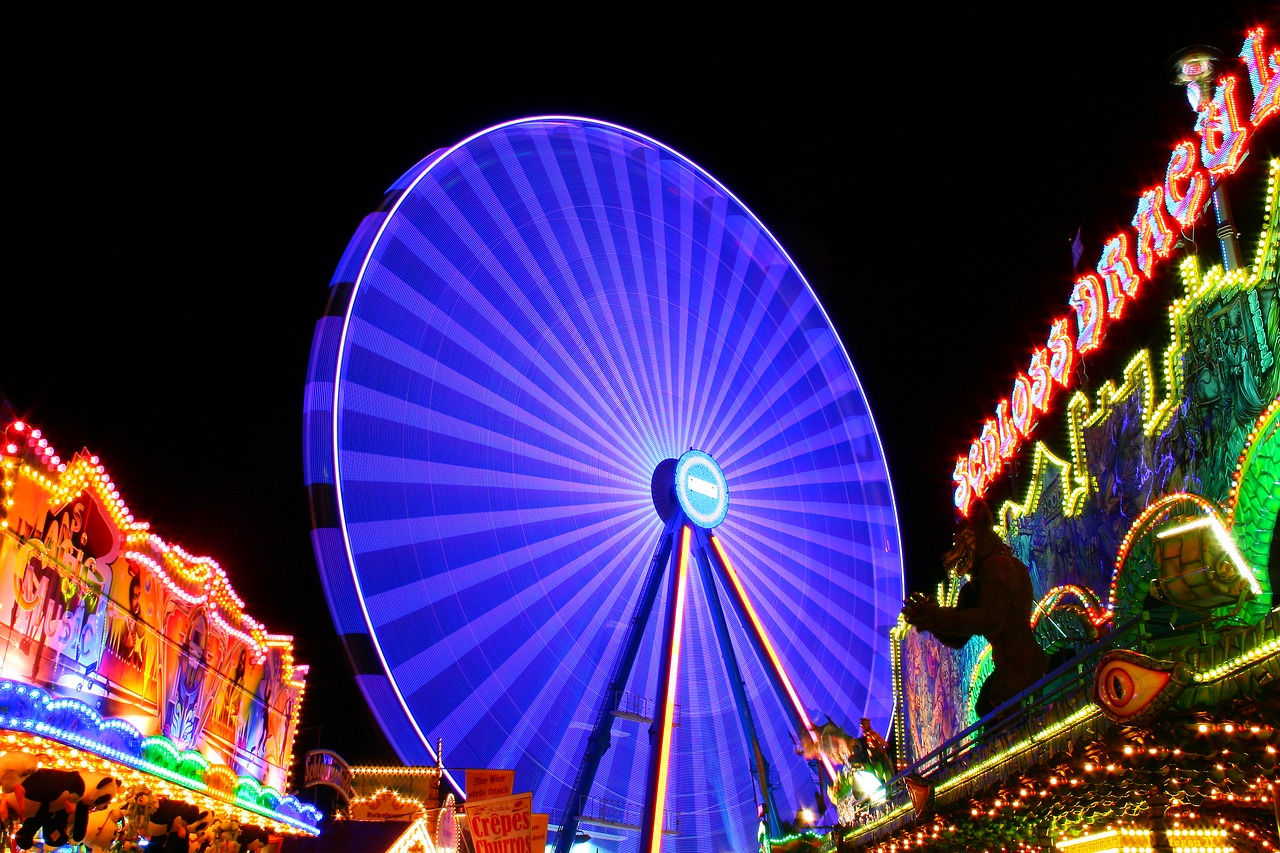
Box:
[1097,233,1142,319]
[1132,186,1175,277]
[980,418,1001,477]
[1046,318,1076,387]
[995,399,1019,459]
[968,440,990,495]
[1240,27,1278,126]
[1070,273,1107,354]
[1164,141,1210,227]
[1028,347,1054,413]
[1195,75,1250,176]
[953,456,975,516]
[1010,373,1039,439]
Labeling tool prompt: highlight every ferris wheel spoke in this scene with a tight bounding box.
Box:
[340,293,642,475]
[407,512,656,724]
[682,217,766,445]
[735,461,868,496]
[514,130,671,448]
[630,156,691,454]
[728,503,897,575]
[725,506,897,601]
[371,508,658,697]
[706,318,838,457]
[354,497,655,610]
[570,139,676,455]
[434,531,660,767]
[699,284,824,453]
[421,136,664,459]
[334,402,642,499]
[711,528,881,694]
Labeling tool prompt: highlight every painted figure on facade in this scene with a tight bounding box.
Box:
[119,573,144,667]
[166,608,211,750]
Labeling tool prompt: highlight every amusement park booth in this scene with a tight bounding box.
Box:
[837,23,1279,853]
[0,412,322,850]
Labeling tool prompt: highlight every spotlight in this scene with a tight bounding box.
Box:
[1167,44,1226,109]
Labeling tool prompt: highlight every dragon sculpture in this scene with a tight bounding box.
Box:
[900,500,1048,718]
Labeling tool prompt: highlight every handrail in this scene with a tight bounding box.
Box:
[846,615,1146,818]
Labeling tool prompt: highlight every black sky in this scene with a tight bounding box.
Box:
[6,2,1278,786]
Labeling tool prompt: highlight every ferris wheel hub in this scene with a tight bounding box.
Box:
[674,449,729,529]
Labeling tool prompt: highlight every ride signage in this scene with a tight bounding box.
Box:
[952,26,1277,515]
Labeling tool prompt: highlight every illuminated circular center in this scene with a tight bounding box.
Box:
[674,449,728,529]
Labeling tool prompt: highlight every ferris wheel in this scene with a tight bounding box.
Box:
[303,116,905,853]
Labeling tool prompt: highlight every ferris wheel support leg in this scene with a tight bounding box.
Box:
[553,514,682,853]
[691,529,783,840]
[640,524,692,853]
[703,533,838,794]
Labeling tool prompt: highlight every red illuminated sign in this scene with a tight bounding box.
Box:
[953,27,1278,515]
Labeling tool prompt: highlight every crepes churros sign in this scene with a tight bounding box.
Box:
[467,792,534,853]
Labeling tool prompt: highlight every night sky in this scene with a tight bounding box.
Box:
[6,2,1278,791]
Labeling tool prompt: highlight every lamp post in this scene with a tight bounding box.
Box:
[1170,44,1244,271]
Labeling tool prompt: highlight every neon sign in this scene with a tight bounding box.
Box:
[953,27,1278,515]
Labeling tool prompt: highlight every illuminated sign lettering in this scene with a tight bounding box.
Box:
[1242,28,1278,124]
[1132,185,1176,276]
[953,27,1277,515]
[1164,141,1209,226]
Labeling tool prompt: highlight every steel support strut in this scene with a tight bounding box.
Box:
[702,532,837,794]
[691,529,783,839]
[553,514,681,853]
[556,516,828,852]
[640,525,692,853]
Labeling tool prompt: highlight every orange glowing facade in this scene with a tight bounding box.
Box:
[0,416,321,839]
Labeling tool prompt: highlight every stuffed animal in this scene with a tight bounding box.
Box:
[81,805,124,852]
[5,768,120,850]
[117,785,158,845]
[147,798,213,853]
[196,816,240,853]
[0,752,38,825]
[236,823,272,851]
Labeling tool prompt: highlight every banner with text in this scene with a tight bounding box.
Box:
[465,768,515,801]
[531,813,548,851]
[466,791,533,853]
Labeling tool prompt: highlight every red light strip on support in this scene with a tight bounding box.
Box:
[707,533,837,783]
[648,525,691,853]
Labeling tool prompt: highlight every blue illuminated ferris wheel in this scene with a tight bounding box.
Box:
[304,116,905,853]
